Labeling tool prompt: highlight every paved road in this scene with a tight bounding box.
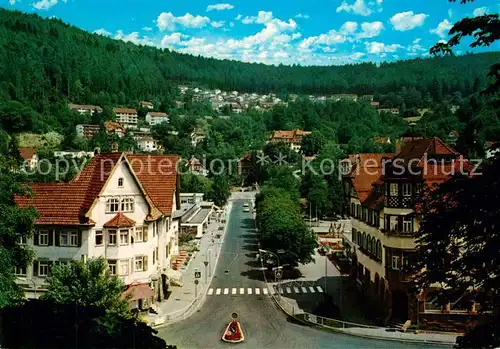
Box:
[157,196,441,349]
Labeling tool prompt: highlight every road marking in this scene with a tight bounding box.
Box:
[232,288,237,295]
[316,286,324,293]
[301,287,308,293]
[263,288,269,295]
[224,288,229,295]
[286,287,292,294]
[216,288,221,295]
[294,287,300,293]
[239,288,244,295]
[248,288,253,295]
[255,288,260,295]
[208,288,214,295]
[308,286,316,293]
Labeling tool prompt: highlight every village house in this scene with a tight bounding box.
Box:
[342,138,476,332]
[190,128,206,147]
[269,129,312,152]
[374,137,391,144]
[136,137,159,152]
[15,151,182,310]
[104,121,125,138]
[68,104,103,115]
[145,112,169,126]
[140,101,154,110]
[177,193,215,239]
[186,157,208,176]
[113,108,138,128]
[53,151,96,159]
[377,108,400,115]
[76,124,101,139]
[19,147,38,170]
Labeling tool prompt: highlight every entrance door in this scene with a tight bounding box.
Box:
[391,289,409,320]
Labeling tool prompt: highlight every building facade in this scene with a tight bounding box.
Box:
[342,138,477,331]
[114,108,138,128]
[269,129,312,152]
[68,104,103,115]
[19,147,38,170]
[15,153,181,309]
[146,112,169,126]
[76,124,101,139]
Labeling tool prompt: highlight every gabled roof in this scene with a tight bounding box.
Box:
[148,112,168,117]
[104,212,135,228]
[127,155,179,216]
[19,147,36,161]
[16,153,179,225]
[68,104,102,111]
[393,137,458,167]
[113,107,137,114]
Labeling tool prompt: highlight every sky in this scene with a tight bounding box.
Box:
[2,0,500,66]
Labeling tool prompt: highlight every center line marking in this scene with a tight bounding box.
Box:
[224,288,229,295]
[216,288,221,295]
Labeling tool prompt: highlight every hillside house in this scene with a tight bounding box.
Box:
[68,104,102,115]
[19,147,38,170]
[113,108,138,128]
[76,124,101,139]
[269,129,312,152]
[145,112,169,126]
[140,101,154,110]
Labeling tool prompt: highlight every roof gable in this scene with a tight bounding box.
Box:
[104,212,135,228]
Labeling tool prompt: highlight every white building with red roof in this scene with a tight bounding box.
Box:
[15,152,182,309]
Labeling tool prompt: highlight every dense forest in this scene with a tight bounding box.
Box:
[0,8,499,114]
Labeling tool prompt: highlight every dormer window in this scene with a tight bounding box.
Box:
[106,198,120,213]
[118,178,124,188]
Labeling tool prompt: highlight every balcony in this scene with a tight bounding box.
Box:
[385,267,412,284]
[380,228,415,238]
[386,196,414,208]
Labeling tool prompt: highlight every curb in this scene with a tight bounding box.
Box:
[153,200,234,328]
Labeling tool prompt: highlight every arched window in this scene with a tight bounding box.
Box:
[106,198,119,213]
[362,232,367,249]
[371,237,376,255]
[367,234,371,251]
[376,240,382,260]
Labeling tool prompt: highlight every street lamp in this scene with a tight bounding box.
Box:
[19,278,36,299]
[259,249,283,287]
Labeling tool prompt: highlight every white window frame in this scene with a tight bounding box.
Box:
[135,256,144,272]
[119,230,129,245]
[121,197,135,212]
[60,232,69,246]
[118,177,124,188]
[39,261,50,276]
[392,256,401,270]
[69,232,78,247]
[135,226,144,242]
[108,230,117,245]
[95,230,103,246]
[403,216,413,233]
[402,183,412,197]
[39,230,49,246]
[14,266,27,276]
[106,198,120,213]
[119,260,129,276]
[18,236,27,245]
[389,216,398,231]
[389,183,398,196]
[108,260,117,276]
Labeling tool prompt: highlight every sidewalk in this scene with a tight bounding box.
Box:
[146,202,232,326]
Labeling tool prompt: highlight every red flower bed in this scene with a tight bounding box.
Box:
[223,321,242,341]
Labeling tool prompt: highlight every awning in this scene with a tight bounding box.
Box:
[121,283,154,301]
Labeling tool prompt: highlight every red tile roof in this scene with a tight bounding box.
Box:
[104,212,135,228]
[121,283,154,301]
[16,153,179,226]
[113,107,137,114]
[393,137,458,167]
[18,147,36,161]
[271,129,311,144]
[104,121,124,133]
[148,112,168,117]
[127,155,179,216]
[347,153,394,202]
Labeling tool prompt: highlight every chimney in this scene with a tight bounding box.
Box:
[111,143,119,153]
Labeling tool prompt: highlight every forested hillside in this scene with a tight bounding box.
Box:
[0,8,499,113]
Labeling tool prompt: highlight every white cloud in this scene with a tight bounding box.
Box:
[430,19,452,38]
[448,9,453,18]
[340,21,358,34]
[142,27,153,31]
[9,0,17,5]
[390,11,428,31]
[295,13,310,19]
[336,0,383,16]
[33,0,58,10]
[365,41,403,54]
[473,7,488,17]
[211,21,225,28]
[438,39,447,44]
[242,11,274,25]
[114,30,154,46]
[157,12,212,31]
[413,38,421,44]
[160,33,185,47]
[235,14,242,20]
[206,3,234,11]
[94,28,112,36]
[357,21,384,39]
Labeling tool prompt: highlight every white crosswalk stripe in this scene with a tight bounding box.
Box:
[308,286,316,293]
[239,288,244,295]
[301,287,307,293]
[206,285,327,296]
[208,288,214,295]
[316,286,324,293]
[224,288,229,295]
[255,288,260,295]
[294,287,300,293]
[232,288,237,295]
[216,288,221,295]
[247,288,252,295]
[263,288,269,295]
[286,287,292,294]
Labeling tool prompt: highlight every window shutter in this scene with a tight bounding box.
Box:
[48,230,54,246]
[78,231,82,247]
[143,256,148,271]
[54,231,60,247]
[34,231,39,246]
[33,261,39,277]
[143,226,148,241]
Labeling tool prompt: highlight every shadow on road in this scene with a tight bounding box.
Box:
[240,269,266,282]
